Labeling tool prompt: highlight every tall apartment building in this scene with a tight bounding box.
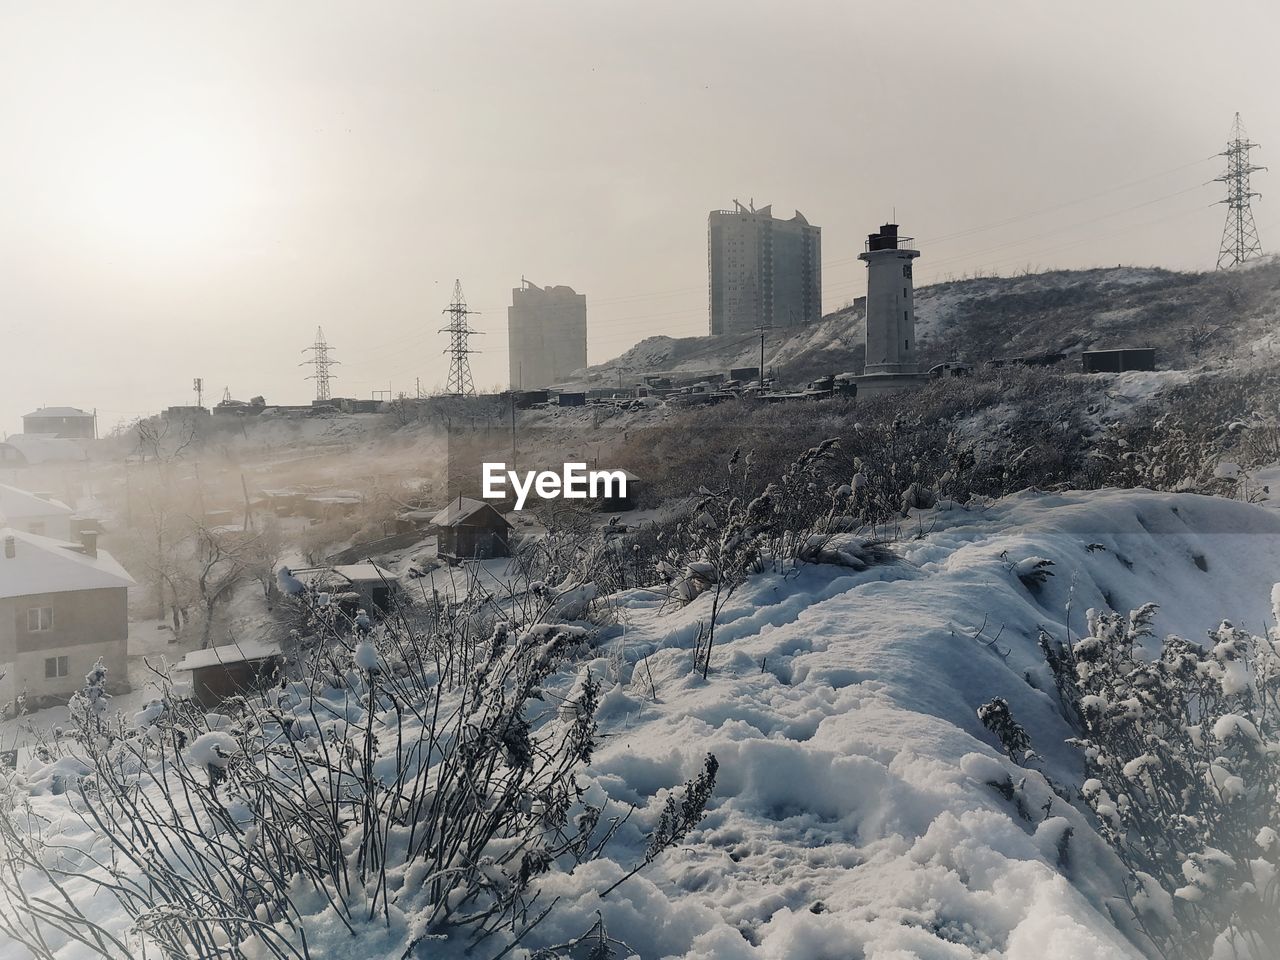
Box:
[507,280,588,390]
[708,201,821,335]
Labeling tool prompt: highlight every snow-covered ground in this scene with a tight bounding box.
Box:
[518,488,1280,958]
[5,488,1280,958]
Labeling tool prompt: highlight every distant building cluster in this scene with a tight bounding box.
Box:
[1,407,96,469]
[708,200,822,335]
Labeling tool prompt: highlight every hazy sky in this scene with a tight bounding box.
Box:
[2,0,1277,435]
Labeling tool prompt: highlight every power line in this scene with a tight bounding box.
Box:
[1216,112,1265,269]
[918,201,1209,285]
[439,279,482,396]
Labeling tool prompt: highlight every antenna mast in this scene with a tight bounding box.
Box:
[301,326,339,401]
[440,279,482,396]
[1216,112,1266,269]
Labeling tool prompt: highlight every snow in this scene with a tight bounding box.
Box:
[1211,713,1262,747]
[186,731,239,769]
[430,495,505,527]
[353,639,379,671]
[172,639,282,671]
[5,488,1280,958]
[329,561,397,582]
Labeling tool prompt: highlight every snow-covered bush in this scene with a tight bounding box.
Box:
[977,697,1035,762]
[0,595,718,959]
[1082,369,1280,498]
[1039,603,1280,959]
[649,439,858,676]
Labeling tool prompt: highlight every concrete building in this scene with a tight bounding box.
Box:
[508,280,588,390]
[708,201,821,335]
[0,528,133,706]
[21,407,95,439]
[853,224,929,396]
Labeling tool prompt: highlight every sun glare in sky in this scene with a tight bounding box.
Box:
[78,124,250,255]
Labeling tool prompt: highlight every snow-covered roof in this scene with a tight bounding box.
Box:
[0,528,134,600]
[430,497,511,528]
[0,435,90,465]
[173,640,282,672]
[330,562,396,583]
[0,483,74,522]
[24,407,92,419]
[398,508,437,521]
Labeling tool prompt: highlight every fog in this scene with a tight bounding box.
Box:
[2,0,1277,433]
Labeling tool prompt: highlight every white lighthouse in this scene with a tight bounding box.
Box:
[854,223,928,395]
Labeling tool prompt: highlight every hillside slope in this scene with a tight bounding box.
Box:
[525,488,1280,958]
[581,259,1280,388]
[9,489,1280,959]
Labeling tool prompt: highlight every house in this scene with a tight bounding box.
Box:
[290,562,401,618]
[253,488,308,518]
[431,497,513,563]
[22,407,95,440]
[301,492,363,522]
[0,528,134,707]
[929,362,972,379]
[173,640,283,709]
[0,483,77,541]
[326,563,399,614]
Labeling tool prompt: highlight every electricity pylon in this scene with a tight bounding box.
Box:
[301,326,339,401]
[1216,112,1266,269]
[440,279,482,396]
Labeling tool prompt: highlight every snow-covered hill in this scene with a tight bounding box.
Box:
[7,488,1280,959]
[515,488,1280,958]
[578,259,1280,389]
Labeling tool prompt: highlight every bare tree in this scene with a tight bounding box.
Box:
[193,525,254,648]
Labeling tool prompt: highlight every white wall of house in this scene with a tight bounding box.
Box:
[14,638,127,700]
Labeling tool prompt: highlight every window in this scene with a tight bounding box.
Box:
[45,656,69,679]
[902,264,912,279]
[27,607,53,632]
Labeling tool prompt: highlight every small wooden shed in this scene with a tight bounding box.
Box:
[327,562,398,614]
[598,470,640,512]
[174,641,284,709]
[431,497,513,563]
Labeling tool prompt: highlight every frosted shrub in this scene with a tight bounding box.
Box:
[656,440,853,676]
[977,697,1034,762]
[0,590,718,959]
[1040,603,1280,959]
